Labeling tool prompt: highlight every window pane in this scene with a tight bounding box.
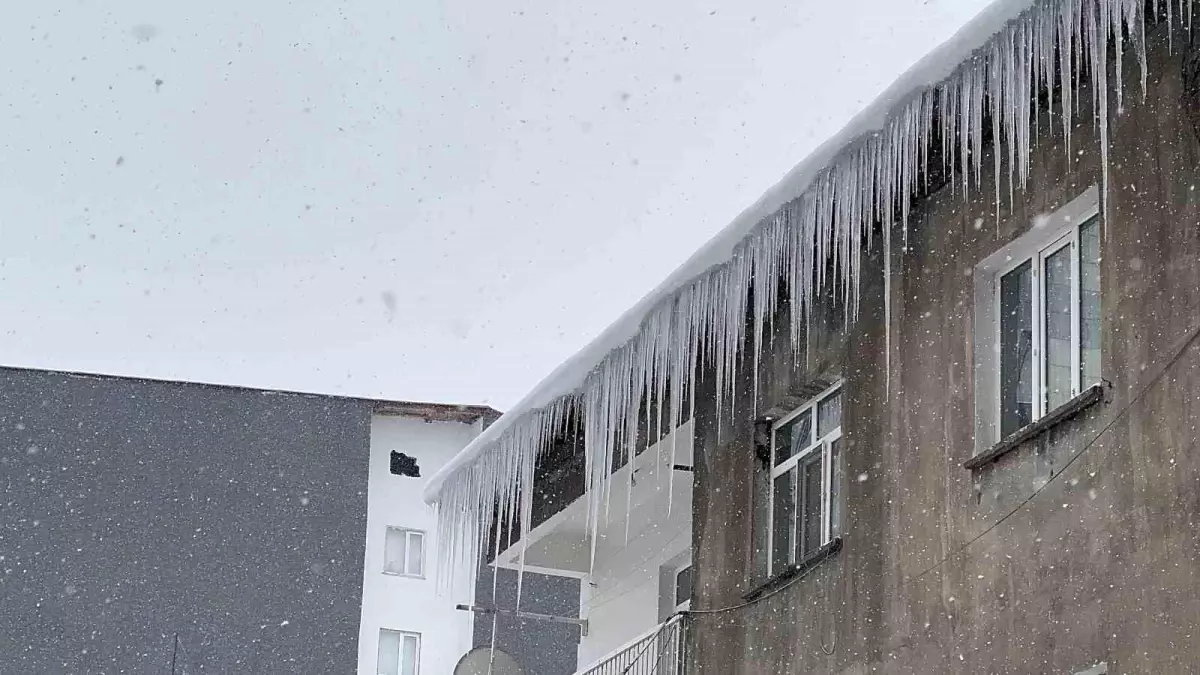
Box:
[674,565,693,607]
[407,532,424,577]
[817,390,842,438]
[1000,261,1033,437]
[378,630,401,675]
[401,634,419,675]
[1044,243,1074,410]
[774,410,812,467]
[800,455,824,557]
[772,469,796,572]
[1080,218,1101,386]
[384,529,407,575]
[829,439,842,539]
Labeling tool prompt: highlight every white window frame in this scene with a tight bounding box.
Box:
[973,186,1101,452]
[377,629,420,675]
[383,527,425,578]
[766,381,842,577]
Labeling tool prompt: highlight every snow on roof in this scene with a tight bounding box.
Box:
[423,0,1161,588]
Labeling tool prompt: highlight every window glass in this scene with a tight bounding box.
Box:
[674,565,693,608]
[384,529,408,575]
[829,439,842,539]
[1079,217,1102,387]
[407,532,424,577]
[1044,242,1074,410]
[378,630,401,675]
[800,456,824,556]
[401,634,419,675]
[817,391,842,438]
[1000,261,1033,437]
[773,409,812,466]
[771,470,796,572]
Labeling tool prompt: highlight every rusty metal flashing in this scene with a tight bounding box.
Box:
[371,400,501,425]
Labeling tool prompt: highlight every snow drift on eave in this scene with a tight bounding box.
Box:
[427,0,1187,590]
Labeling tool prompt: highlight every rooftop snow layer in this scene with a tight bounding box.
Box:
[424,0,1049,504]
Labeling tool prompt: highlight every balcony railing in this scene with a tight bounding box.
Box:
[575,614,689,675]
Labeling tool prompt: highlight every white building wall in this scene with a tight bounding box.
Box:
[577,524,690,669]
[358,414,483,675]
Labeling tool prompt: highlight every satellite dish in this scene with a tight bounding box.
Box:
[453,647,525,675]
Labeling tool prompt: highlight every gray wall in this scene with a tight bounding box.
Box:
[690,21,1200,675]
[0,368,371,674]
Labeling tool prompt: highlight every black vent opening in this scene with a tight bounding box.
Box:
[390,451,420,478]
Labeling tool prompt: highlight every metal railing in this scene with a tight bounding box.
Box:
[575,614,688,675]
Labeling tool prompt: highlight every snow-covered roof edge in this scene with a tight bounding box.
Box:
[423,0,1043,504]
[427,0,1161,595]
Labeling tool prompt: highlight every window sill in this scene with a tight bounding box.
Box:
[963,383,1106,471]
[742,537,842,602]
[382,571,426,580]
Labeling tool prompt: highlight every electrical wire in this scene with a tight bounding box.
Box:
[640,617,686,674]
[901,319,1200,585]
[616,619,673,674]
[170,634,197,675]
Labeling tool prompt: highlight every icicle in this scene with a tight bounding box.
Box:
[883,216,892,402]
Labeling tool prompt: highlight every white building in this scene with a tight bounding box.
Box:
[357,402,498,675]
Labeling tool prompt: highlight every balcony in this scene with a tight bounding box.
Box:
[492,420,694,578]
[573,614,688,675]
[490,419,694,674]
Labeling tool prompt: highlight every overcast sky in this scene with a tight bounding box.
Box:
[0,0,989,410]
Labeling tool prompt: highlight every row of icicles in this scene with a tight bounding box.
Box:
[434,0,1192,610]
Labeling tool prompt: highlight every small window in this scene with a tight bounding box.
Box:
[384,527,424,577]
[768,383,842,577]
[378,629,420,675]
[1074,664,1107,675]
[975,187,1102,449]
[674,564,692,611]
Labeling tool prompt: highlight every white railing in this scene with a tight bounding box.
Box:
[575,614,688,675]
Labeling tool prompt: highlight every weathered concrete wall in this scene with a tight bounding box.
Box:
[689,23,1200,675]
[0,367,371,674]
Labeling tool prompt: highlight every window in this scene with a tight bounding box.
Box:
[378,629,419,675]
[673,563,692,611]
[1074,664,1107,675]
[974,187,1101,449]
[768,383,842,576]
[996,217,1101,436]
[384,527,424,577]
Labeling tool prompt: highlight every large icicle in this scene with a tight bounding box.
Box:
[430,0,1155,595]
